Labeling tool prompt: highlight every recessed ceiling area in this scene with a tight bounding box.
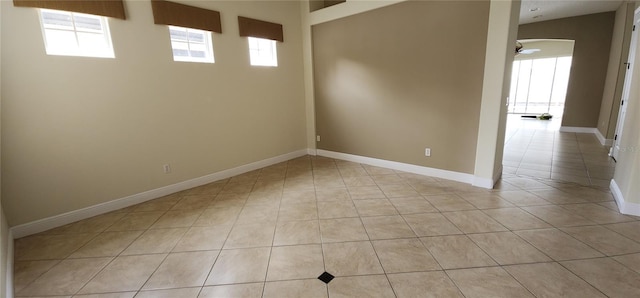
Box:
[520,0,623,24]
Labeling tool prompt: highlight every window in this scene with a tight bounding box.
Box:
[169,26,214,63]
[248,37,277,67]
[39,9,114,58]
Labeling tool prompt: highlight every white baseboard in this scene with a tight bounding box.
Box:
[307,148,317,156]
[316,149,487,187]
[610,179,640,216]
[472,166,502,189]
[10,149,309,238]
[594,129,613,146]
[559,126,598,134]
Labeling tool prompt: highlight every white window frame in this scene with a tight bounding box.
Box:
[248,37,278,67]
[168,25,215,63]
[39,9,115,58]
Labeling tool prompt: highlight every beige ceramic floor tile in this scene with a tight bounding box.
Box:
[560,203,635,224]
[522,206,596,227]
[402,213,462,237]
[131,195,180,212]
[613,253,640,273]
[504,262,605,298]
[388,196,438,214]
[502,177,551,190]
[496,190,551,206]
[17,258,112,296]
[388,271,464,298]
[206,247,271,285]
[482,208,551,230]
[224,222,275,249]
[604,221,640,242]
[172,225,232,252]
[443,210,508,233]
[13,260,60,293]
[420,235,496,269]
[149,209,203,229]
[353,199,399,216]
[364,165,396,175]
[317,201,359,219]
[266,244,324,281]
[515,228,603,261]
[371,174,405,185]
[134,287,200,298]
[316,188,351,201]
[361,215,416,240]
[425,194,477,212]
[273,220,321,246]
[562,258,640,297]
[278,201,318,221]
[372,238,440,273]
[530,189,589,204]
[78,254,165,294]
[468,232,550,265]
[200,283,264,298]
[235,204,279,225]
[193,206,241,226]
[457,192,515,209]
[47,213,126,235]
[319,218,369,243]
[171,195,215,210]
[347,186,386,200]
[378,183,420,198]
[69,231,142,258]
[281,190,316,204]
[447,267,534,298]
[328,275,395,298]
[142,250,218,290]
[338,166,369,177]
[121,228,187,255]
[74,292,136,298]
[15,233,97,261]
[106,211,165,231]
[561,225,640,256]
[263,279,328,298]
[342,175,377,187]
[323,241,384,276]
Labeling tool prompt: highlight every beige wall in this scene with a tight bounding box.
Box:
[313,0,490,174]
[0,0,10,294]
[598,3,634,140]
[1,0,307,226]
[518,12,615,128]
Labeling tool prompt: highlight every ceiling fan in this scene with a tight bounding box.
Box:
[515,41,541,55]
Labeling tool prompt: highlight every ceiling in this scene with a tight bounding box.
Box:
[520,0,624,24]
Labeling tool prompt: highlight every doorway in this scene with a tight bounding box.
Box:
[508,39,575,120]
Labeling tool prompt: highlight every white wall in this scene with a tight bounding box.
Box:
[1,0,307,226]
[612,6,640,210]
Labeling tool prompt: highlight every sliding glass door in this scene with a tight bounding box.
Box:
[508,56,572,115]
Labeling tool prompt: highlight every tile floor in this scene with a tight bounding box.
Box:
[12,118,640,297]
[503,114,616,188]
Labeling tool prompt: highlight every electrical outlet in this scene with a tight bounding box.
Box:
[163,164,171,174]
[425,148,431,157]
[317,135,321,142]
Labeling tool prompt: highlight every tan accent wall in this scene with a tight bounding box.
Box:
[1,0,307,226]
[518,12,616,128]
[313,0,490,174]
[598,3,634,140]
